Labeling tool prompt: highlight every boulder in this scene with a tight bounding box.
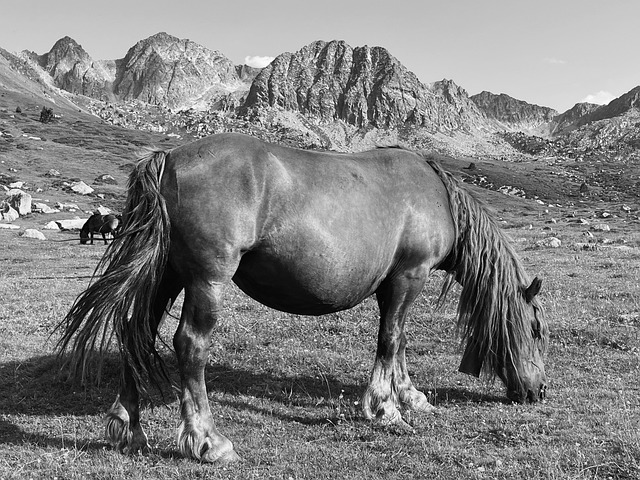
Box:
[592,224,611,232]
[535,237,561,248]
[94,174,118,185]
[70,181,94,195]
[94,205,112,215]
[21,229,46,240]
[44,217,88,230]
[32,202,60,214]
[6,190,32,215]
[55,202,80,211]
[0,223,20,229]
[1,204,19,221]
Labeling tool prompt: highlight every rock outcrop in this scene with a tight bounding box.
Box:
[36,36,114,100]
[113,32,242,109]
[471,91,558,134]
[242,40,487,132]
[551,102,600,134]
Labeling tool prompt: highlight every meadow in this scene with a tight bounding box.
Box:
[0,102,639,479]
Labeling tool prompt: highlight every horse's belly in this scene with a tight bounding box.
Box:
[232,250,383,316]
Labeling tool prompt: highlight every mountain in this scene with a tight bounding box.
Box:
[471,91,558,135]
[33,36,115,101]
[0,46,90,118]
[551,102,600,134]
[3,32,640,159]
[113,32,243,110]
[242,40,487,133]
[574,85,640,128]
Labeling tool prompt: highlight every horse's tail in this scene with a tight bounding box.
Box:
[56,148,171,392]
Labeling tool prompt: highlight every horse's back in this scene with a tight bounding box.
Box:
[160,133,455,314]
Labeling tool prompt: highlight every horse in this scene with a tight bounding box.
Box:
[79,213,121,245]
[57,132,548,463]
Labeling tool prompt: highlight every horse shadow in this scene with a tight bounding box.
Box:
[0,352,506,449]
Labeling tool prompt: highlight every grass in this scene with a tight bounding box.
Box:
[0,101,639,479]
[1,207,639,479]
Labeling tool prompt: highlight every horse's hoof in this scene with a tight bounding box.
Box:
[401,390,436,413]
[200,437,241,464]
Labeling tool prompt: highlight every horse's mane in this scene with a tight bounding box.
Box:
[424,156,547,381]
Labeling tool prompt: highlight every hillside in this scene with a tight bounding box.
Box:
[0,32,639,208]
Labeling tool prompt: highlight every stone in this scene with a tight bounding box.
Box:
[55,202,80,211]
[44,217,88,230]
[94,174,118,185]
[94,205,112,215]
[32,202,60,214]
[6,190,32,215]
[1,204,19,221]
[535,237,561,248]
[579,183,590,195]
[21,229,46,240]
[0,223,19,229]
[70,181,94,195]
[592,224,611,232]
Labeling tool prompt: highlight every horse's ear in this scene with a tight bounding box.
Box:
[525,277,542,303]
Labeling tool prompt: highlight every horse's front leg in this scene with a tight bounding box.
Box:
[102,233,108,245]
[174,280,240,463]
[362,270,434,425]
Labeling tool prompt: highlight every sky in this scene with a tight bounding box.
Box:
[2,0,638,113]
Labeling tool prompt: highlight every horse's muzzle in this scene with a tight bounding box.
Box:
[509,383,547,404]
[525,383,547,403]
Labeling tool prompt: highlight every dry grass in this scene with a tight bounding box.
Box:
[0,101,639,479]
[1,204,639,480]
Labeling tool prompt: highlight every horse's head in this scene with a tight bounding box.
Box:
[79,228,90,244]
[497,277,548,403]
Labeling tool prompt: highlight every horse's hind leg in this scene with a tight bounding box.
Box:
[362,270,434,424]
[105,268,182,453]
[174,278,240,463]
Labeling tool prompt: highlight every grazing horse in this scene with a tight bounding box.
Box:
[58,132,548,463]
[80,213,121,245]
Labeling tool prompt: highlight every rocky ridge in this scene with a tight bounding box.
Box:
[471,91,558,135]
[114,32,244,110]
[34,36,115,101]
[4,33,640,161]
[243,40,488,134]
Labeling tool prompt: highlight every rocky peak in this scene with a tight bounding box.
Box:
[113,32,241,109]
[40,36,89,71]
[36,36,113,99]
[471,91,558,132]
[236,64,263,83]
[552,102,600,134]
[575,85,640,128]
[242,40,486,131]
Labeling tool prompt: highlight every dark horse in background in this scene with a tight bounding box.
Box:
[80,213,121,245]
[58,133,548,463]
